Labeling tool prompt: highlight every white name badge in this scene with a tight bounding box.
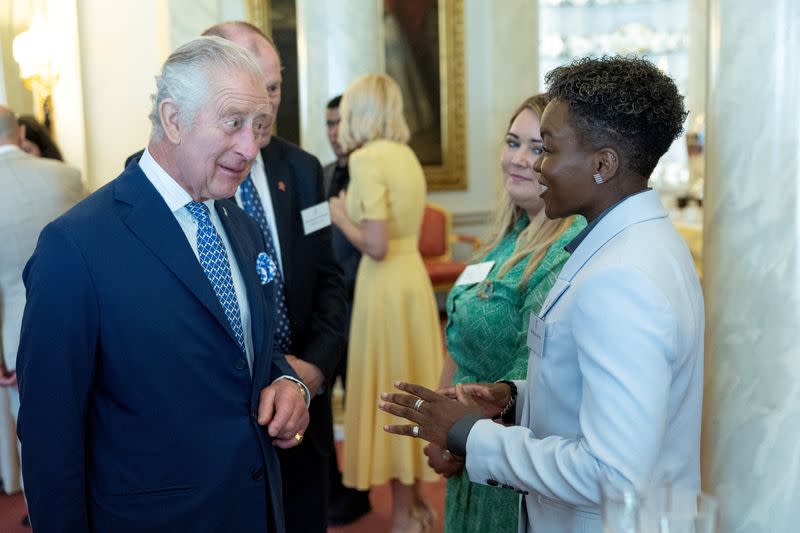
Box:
[527,313,545,359]
[301,202,332,235]
[455,261,495,286]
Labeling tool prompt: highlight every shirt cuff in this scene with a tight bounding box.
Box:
[275,375,311,407]
[446,413,483,457]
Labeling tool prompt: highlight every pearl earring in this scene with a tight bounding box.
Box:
[593,173,604,184]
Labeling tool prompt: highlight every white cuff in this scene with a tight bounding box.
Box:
[275,375,311,407]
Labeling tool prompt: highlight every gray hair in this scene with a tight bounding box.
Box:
[0,105,19,142]
[149,36,264,140]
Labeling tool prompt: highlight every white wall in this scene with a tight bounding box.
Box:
[168,0,246,49]
[0,2,34,114]
[76,0,171,189]
[296,0,383,165]
[48,0,87,181]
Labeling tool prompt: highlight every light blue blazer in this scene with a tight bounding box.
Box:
[464,190,704,533]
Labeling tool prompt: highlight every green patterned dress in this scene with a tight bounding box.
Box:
[443,215,586,533]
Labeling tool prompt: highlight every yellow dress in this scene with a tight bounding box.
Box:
[342,139,443,489]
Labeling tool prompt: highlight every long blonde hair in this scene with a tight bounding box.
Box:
[480,94,576,290]
[337,73,410,153]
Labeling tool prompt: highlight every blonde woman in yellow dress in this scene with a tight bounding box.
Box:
[329,73,442,533]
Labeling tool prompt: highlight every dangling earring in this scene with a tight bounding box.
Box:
[593,172,604,184]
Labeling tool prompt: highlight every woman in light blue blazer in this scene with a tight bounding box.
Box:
[380,55,704,533]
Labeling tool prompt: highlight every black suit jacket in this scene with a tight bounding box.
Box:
[260,136,345,383]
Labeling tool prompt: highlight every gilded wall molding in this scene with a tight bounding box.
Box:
[245,0,271,37]
[426,0,466,191]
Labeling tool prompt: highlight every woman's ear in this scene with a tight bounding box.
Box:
[594,148,620,182]
[159,99,183,144]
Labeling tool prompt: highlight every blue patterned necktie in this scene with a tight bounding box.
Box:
[239,174,292,353]
[185,201,246,352]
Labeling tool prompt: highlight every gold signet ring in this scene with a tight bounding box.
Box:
[294,433,304,443]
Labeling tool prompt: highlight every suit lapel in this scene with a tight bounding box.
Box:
[215,200,267,365]
[540,190,668,318]
[114,169,240,348]
[261,143,295,289]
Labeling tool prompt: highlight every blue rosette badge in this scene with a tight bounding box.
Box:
[256,252,277,285]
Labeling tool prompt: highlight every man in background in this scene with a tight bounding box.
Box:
[0,105,83,527]
[202,22,346,533]
[322,94,371,526]
[17,37,309,532]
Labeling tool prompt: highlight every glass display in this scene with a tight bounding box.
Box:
[539,0,695,204]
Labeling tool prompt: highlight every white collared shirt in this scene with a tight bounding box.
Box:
[138,148,255,372]
[234,152,284,273]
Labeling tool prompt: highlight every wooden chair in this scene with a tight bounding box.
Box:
[418,202,480,293]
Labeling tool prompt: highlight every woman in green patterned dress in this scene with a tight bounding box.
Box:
[423,94,586,533]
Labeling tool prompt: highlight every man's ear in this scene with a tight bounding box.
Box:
[159,99,183,144]
[593,147,620,182]
[17,124,26,147]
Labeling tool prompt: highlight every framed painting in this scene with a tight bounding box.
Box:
[246,0,466,190]
[383,0,466,190]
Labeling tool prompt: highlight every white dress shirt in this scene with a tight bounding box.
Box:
[138,149,255,371]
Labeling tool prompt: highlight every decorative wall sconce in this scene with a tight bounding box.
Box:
[12,16,59,131]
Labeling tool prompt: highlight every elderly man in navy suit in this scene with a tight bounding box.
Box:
[16,36,309,533]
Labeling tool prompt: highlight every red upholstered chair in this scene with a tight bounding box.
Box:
[418,203,480,293]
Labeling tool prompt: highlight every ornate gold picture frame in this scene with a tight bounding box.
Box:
[383,0,466,190]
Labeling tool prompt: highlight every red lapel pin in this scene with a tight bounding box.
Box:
[278,181,286,192]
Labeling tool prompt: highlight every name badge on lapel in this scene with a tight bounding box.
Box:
[527,313,546,359]
[301,202,331,235]
[455,261,495,286]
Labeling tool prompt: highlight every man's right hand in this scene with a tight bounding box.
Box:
[439,382,511,419]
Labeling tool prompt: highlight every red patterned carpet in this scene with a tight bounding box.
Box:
[0,490,27,533]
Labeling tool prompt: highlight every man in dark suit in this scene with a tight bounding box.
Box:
[202,22,347,533]
[16,36,309,533]
[321,95,371,526]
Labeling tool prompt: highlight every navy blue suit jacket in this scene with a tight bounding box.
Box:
[16,164,295,532]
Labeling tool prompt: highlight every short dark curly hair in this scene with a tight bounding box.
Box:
[545,55,687,178]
